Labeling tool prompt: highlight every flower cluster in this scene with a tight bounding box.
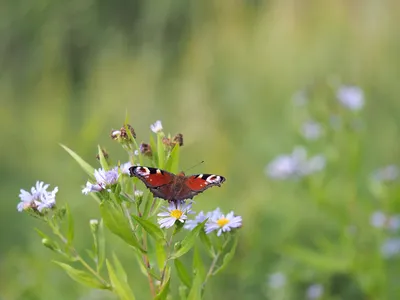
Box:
[17,181,58,213]
[82,168,120,195]
[265,146,325,180]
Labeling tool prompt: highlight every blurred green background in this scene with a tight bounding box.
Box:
[2,0,400,299]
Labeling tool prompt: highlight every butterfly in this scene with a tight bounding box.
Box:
[129,166,226,202]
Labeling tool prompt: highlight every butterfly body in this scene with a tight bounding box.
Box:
[129,166,225,202]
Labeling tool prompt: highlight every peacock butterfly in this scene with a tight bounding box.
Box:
[129,166,226,202]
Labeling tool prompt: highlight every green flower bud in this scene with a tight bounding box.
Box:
[90,219,99,234]
[42,238,57,251]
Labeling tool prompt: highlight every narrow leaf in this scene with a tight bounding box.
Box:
[54,261,108,289]
[174,259,192,288]
[132,215,165,242]
[156,241,167,271]
[66,204,74,245]
[192,246,206,281]
[100,201,145,253]
[157,133,165,169]
[213,235,239,276]
[165,144,180,173]
[107,259,136,300]
[97,145,109,170]
[170,220,207,260]
[142,193,153,218]
[187,268,202,300]
[155,272,171,300]
[112,252,128,282]
[60,144,94,177]
[97,219,106,272]
[199,230,214,258]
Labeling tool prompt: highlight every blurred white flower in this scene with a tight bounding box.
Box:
[157,202,192,229]
[205,210,242,236]
[17,181,58,212]
[370,211,400,231]
[119,162,133,175]
[301,121,322,140]
[370,211,387,228]
[306,284,324,300]
[337,85,364,111]
[381,238,400,258]
[82,167,119,195]
[150,120,163,133]
[265,146,326,180]
[371,165,399,182]
[292,90,308,106]
[268,272,286,289]
[134,190,144,198]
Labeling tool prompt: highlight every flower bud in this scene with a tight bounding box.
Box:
[42,238,57,251]
[174,241,182,251]
[90,219,99,234]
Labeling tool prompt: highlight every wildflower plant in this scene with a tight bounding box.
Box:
[17,117,241,299]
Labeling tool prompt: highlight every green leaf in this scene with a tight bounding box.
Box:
[165,144,180,173]
[179,285,188,300]
[192,246,206,281]
[187,267,202,300]
[106,259,136,300]
[149,198,164,218]
[97,219,106,272]
[66,204,74,245]
[199,230,214,258]
[174,259,192,288]
[132,215,165,242]
[156,241,167,270]
[149,135,158,166]
[213,234,239,275]
[155,272,170,300]
[60,144,94,177]
[157,133,165,169]
[112,252,128,282]
[97,145,109,170]
[100,201,146,253]
[142,193,153,218]
[54,261,109,289]
[170,220,207,260]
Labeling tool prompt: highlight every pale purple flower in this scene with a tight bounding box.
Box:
[184,211,209,230]
[150,120,163,133]
[82,167,119,195]
[301,121,322,140]
[268,272,286,289]
[205,210,242,236]
[17,181,58,212]
[119,162,133,175]
[381,238,400,258]
[337,85,364,111]
[372,165,399,182]
[265,146,325,180]
[157,202,192,229]
[306,284,324,299]
[370,211,387,228]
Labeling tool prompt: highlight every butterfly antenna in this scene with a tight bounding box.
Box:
[184,160,205,173]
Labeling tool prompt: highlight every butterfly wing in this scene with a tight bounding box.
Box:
[129,166,175,200]
[174,174,226,201]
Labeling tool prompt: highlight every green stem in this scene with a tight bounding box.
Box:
[50,223,109,287]
[202,252,221,289]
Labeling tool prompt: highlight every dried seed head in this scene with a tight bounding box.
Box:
[110,124,136,141]
[96,149,109,160]
[140,143,152,157]
[173,133,183,146]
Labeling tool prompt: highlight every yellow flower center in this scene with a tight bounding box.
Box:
[170,209,183,219]
[217,217,229,227]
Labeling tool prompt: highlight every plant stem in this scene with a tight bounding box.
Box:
[202,252,220,288]
[121,202,156,297]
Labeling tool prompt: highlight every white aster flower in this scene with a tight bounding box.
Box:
[306,284,324,300]
[150,120,163,133]
[337,85,364,111]
[205,210,242,236]
[268,272,286,289]
[265,146,325,180]
[301,121,322,140]
[17,181,58,212]
[82,167,120,195]
[157,202,192,229]
[119,162,133,175]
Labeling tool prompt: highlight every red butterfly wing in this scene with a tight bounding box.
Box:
[174,174,226,201]
[129,166,175,200]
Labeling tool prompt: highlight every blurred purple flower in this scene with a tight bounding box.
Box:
[337,85,364,111]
